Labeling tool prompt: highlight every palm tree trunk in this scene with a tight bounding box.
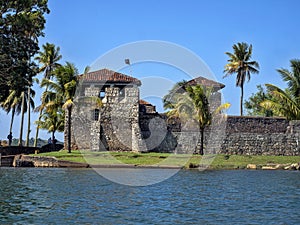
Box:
[67,106,72,153]
[9,107,15,134]
[34,111,42,147]
[34,85,48,147]
[200,127,204,155]
[8,107,15,146]
[52,130,55,151]
[240,85,244,116]
[25,86,31,146]
[18,92,25,146]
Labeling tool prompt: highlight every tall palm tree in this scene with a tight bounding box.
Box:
[167,84,230,155]
[186,85,212,155]
[224,42,259,116]
[18,87,35,146]
[34,43,62,147]
[1,89,23,144]
[25,83,36,146]
[41,62,78,153]
[261,59,300,120]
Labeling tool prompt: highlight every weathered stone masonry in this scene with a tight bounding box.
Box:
[66,68,300,156]
[219,116,300,156]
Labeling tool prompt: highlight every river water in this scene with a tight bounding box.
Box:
[0,168,299,224]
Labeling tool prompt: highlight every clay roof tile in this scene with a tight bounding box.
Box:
[81,68,141,86]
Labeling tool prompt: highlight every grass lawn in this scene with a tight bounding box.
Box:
[34,150,300,169]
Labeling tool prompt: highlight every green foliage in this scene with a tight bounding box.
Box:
[36,108,65,135]
[34,43,62,146]
[39,62,78,152]
[244,85,275,116]
[163,80,187,110]
[35,43,62,80]
[0,0,49,145]
[186,85,212,130]
[0,0,49,102]
[164,82,230,155]
[224,42,259,116]
[261,59,300,120]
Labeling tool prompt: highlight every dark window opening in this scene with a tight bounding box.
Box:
[93,109,100,121]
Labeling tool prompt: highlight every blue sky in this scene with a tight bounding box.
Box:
[1,0,300,141]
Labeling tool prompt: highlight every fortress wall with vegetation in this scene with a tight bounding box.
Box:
[142,115,300,156]
[70,107,300,156]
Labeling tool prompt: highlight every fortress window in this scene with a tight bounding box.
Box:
[100,90,105,99]
[93,109,100,121]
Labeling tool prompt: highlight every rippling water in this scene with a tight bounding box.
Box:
[0,168,300,224]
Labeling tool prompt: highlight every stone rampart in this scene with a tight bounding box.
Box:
[139,115,300,156]
[218,116,300,156]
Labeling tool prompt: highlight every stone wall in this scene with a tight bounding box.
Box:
[218,116,300,156]
[139,115,300,156]
[225,116,289,134]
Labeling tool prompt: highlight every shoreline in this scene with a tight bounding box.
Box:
[4,154,299,171]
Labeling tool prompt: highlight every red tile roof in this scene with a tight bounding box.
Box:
[139,99,152,105]
[81,68,141,86]
[185,77,225,90]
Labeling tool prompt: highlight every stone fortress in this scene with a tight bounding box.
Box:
[65,69,300,156]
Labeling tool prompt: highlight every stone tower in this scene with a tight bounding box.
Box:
[66,68,142,151]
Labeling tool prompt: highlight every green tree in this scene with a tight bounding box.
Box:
[261,59,300,120]
[41,62,78,153]
[18,85,35,146]
[1,83,35,146]
[163,80,187,110]
[224,42,259,116]
[244,85,275,117]
[0,1,49,144]
[34,43,62,146]
[1,89,23,144]
[166,84,230,155]
[36,108,64,147]
[0,0,49,101]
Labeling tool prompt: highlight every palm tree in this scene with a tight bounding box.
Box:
[166,84,230,155]
[224,42,259,116]
[1,89,23,145]
[36,108,65,148]
[163,80,187,110]
[35,43,62,80]
[41,62,78,153]
[1,84,35,146]
[261,84,300,120]
[34,43,62,147]
[261,59,300,120]
[185,85,212,155]
[25,83,37,146]
[278,59,300,99]
[18,87,35,146]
